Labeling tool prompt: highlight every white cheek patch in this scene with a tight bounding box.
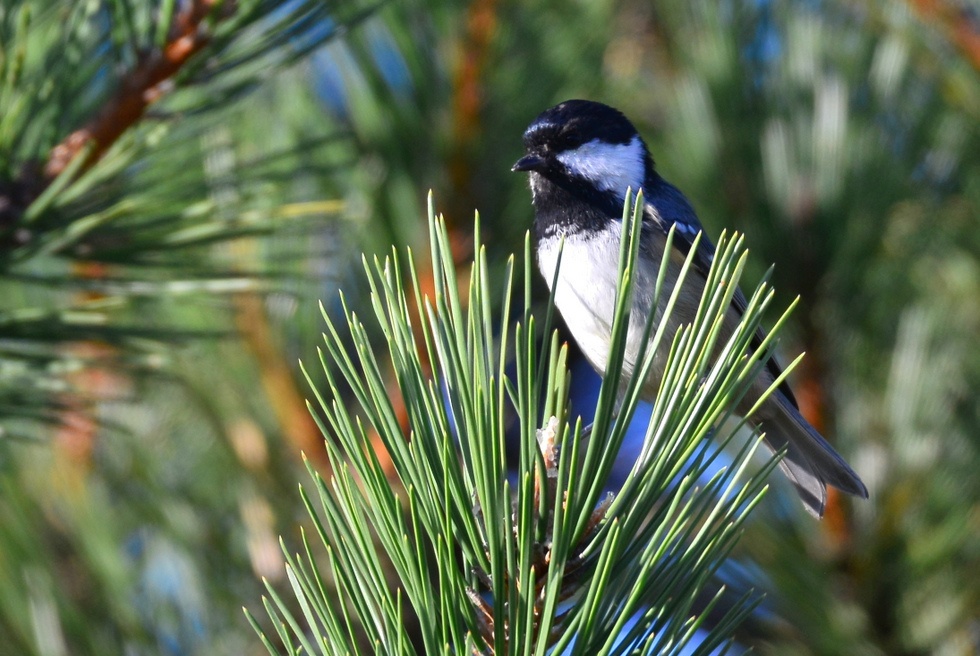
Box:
[556,135,646,198]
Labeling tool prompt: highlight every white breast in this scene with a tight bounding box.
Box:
[536,223,664,381]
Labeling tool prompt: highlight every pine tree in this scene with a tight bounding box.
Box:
[2,0,977,653]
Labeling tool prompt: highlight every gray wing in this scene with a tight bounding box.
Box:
[642,178,799,409]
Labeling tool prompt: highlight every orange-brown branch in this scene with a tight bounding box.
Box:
[796,355,850,542]
[910,0,980,72]
[44,0,221,179]
[233,292,332,472]
[447,0,499,226]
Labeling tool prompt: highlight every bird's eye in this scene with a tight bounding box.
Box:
[553,127,587,153]
[550,133,574,153]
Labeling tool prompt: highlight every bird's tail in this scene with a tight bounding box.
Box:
[760,393,868,518]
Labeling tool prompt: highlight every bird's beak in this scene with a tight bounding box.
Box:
[512,154,544,172]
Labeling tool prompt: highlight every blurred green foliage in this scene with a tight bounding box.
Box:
[0,0,978,654]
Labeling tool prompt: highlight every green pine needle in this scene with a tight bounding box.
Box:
[254,192,789,655]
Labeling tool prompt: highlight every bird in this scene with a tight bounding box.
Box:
[512,99,867,518]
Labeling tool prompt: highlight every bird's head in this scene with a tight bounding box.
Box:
[512,99,654,207]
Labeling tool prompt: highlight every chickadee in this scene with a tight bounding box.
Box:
[513,99,867,518]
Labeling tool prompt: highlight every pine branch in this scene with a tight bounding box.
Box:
[44,0,225,179]
[0,0,373,444]
[250,193,789,654]
[909,0,980,73]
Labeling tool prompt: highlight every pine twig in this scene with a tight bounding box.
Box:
[909,0,980,73]
[43,0,229,180]
[448,0,499,223]
[233,291,332,472]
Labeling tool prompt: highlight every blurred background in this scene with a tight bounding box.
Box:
[0,0,978,654]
